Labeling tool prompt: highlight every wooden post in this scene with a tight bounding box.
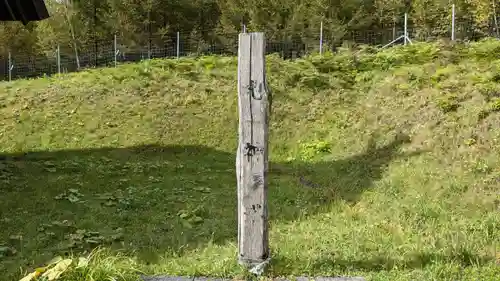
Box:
[236,32,270,274]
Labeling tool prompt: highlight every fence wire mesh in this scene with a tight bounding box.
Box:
[0,9,498,82]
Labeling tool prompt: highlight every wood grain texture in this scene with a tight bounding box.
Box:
[236,32,270,268]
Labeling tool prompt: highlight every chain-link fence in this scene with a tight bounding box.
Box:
[0,6,498,82]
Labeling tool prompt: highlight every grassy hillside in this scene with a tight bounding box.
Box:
[0,39,499,281]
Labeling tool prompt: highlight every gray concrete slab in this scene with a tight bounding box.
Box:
[283,276,366,281]
[141,276,194,281]
[141,276,366,281]
[310,277,366,281]
[194,277,232,281]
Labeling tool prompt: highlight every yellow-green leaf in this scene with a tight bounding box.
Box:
[35,267,48,274]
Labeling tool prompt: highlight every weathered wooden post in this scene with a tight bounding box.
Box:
[236,32,270,275]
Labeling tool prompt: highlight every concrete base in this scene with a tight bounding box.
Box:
[141,276,366,281]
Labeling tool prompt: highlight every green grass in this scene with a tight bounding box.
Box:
[1,39,500,281]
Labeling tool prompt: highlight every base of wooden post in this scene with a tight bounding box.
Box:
[238,256,271,275]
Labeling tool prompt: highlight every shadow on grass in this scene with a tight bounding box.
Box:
[271,250,494,275]
[0,133,423,278]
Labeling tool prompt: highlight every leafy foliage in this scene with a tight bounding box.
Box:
[0,0,498,61]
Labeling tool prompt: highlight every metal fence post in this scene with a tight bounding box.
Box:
[451,4,455,41]
[148,40,151,60]
[493,1,499,38]
[392,18,396,41]
[319,21,323,55]
[114,34,118,67]
[404,13,408,45]
[176,31,180,59]
[57,45,61,74]
[8,51,12,82]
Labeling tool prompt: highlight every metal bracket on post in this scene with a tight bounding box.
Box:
[244,142,264,162]
[247,80,263,100]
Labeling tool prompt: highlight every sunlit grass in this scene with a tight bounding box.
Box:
[1,39,499,281]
